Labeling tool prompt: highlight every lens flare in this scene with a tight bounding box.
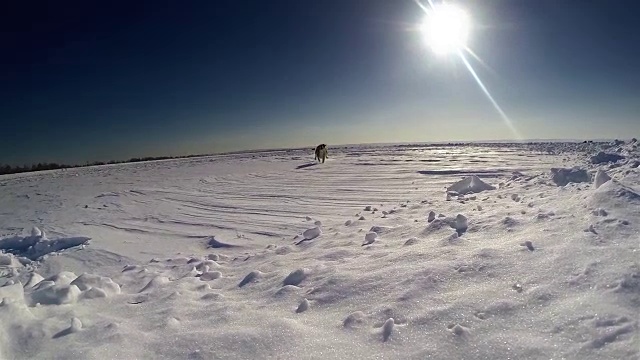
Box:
[415,0,521,139]
[458,51,521,139]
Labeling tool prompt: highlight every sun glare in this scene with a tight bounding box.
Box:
[421,3,470,55]
[414,0,521,139]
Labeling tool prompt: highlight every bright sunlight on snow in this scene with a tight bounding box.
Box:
[1,141,639,359]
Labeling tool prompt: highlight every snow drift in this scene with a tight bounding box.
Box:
[0,228,90,260]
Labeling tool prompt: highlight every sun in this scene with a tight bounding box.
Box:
[421,3,470,55]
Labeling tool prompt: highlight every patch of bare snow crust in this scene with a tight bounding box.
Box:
[0,140,638,359]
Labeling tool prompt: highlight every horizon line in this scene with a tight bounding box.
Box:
[1,137,627,172]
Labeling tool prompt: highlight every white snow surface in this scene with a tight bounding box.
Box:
[0,142,639,359]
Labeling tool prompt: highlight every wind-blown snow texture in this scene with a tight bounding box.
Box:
[0,142,638,359]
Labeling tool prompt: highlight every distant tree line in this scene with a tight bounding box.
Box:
[0,163,73,175]
[0,154,210,176]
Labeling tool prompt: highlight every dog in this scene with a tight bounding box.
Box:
[314,144,328,163]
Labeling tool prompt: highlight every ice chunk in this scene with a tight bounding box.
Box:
[594,169,612,189]
[550,167,590,186]
[447,176,495,195]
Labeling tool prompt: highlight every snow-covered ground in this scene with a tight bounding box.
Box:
[0,141,638,359]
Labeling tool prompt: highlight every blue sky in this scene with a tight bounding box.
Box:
[1,0,639,165]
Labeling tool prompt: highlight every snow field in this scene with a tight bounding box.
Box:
[0,141,638,359]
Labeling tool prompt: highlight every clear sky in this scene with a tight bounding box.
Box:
[1,0,639,165]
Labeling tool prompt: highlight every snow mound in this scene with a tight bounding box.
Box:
[454,214,468,235]
[0,252,22,268]
[283,268,308,286]
[53,317,83,338]
[381,318,395,342]
[591,152,625,164]
[21,271,121,306]
[31,283,82,305]
[363,232,377,245]
[44,271,78,285]
[139,275,170,292]
[70,273,121,296]
[404,237,419,246]
[296,298,310,313]
[550,167,590,186]
[207,236,240,248]
[23,273,45,289]
[239,270,263,287]
[0,228,90,260]
[594,169,612,189]
[368,225,394,234]
[30,226,43,237]
[343,311,367,329]
[422,218,452,235]
[303,227,322,240]
[590,180,640,208]
[447,175,495,194]
[421,214,468,236]
[200,270,222,281]
[0,282,26,304]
